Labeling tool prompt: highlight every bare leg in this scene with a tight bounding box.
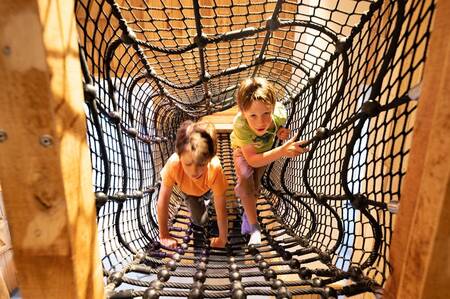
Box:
[233,149,262,244]
[239,194,258,225]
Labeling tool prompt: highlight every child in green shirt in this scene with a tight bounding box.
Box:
[230,77,309,245]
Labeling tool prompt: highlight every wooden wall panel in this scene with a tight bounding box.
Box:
[0,1,104,298]
[384,0,450,298]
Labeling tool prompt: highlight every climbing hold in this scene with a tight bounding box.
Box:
[289,258,300,269]
[276,286,292,299]
[107,271,123,285]
[192,281,204,291]
[258,261,269,271]
[230,271,242,282]
[132,190,143,198]
[166,260,177,271]
[157,269,170,282]
[171,253,181,262]
[299,267,312,280]
[232,281,243,290]
[312,277,322,287]
[349,266,364,281]
[152,242,161,250]
[198,261,207,272]
[318,251,332,263]
[189,287,204,299]
[272,242,281,251]
[194,33,208,48]
[108,111,121,124]
[231,288,246,299]
[248,244,258,255]
[281,250,292,261]
[150,280,163,290]
[271,279,283,290]
[361,100,381,117]
[194,271,206,283]
[134,251,146,260]
[95,192,108,207]
[128,127,138,137]
[350,194,368,210]
[204,91,212,99]
[299,238,309,247]
[324,286,338,298]
[202,71,211,82]
[83,84,97,102]
[254,254,263,262]
[264,269,276,281]
[315,127,330,139]
[143,288,159,299]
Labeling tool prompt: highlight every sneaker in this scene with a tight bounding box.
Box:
[241,213,252,235]
[248,229,261,245]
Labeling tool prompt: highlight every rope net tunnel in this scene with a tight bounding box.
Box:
[75,0,435,298]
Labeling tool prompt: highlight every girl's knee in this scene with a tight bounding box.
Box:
[239,166,253,180]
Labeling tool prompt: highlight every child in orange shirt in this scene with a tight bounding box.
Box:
[158,121,229,249]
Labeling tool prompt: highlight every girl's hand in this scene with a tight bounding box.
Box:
[276,127,290,140]
[160,237,178,249]
[210,236,227,248]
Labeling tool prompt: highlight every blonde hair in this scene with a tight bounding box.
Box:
[175,121,217,164]
[236,77,276,111]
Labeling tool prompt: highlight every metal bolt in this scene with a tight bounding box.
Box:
[39,135,54,147]
[2,46,11,56]
[0,130,7,142]
[388,200,400,214]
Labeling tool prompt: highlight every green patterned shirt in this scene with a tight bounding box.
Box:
[230,101,287,153]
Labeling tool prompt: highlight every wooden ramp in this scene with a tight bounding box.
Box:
[200,106,238,133]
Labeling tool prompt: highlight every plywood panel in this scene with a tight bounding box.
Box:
[0,1,104,298]
[384,0,450,298]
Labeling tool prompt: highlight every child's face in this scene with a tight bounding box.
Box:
[242,101,274,136]
[180,148,209,179]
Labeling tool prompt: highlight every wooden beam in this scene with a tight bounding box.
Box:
[384,1,450,298]
[0,1,104,298]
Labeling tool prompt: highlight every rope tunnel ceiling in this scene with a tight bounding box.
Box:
[75,0,435,298]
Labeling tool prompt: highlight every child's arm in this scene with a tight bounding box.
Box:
[157,183,178,248]
[241,135,309,168]
[210,192,228,248]
[276,127,290,140]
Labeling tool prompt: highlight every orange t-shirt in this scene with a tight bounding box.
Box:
[160,153,228,197]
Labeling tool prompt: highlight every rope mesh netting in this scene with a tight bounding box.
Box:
[75,0,435,298]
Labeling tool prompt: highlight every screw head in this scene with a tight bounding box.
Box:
[0,130,7,142]
[39,135,53,147]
